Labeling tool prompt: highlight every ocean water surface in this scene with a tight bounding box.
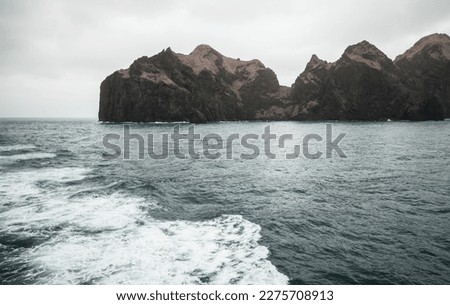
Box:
[0,119,449,284]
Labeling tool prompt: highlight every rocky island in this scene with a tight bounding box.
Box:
[99,33,450,122]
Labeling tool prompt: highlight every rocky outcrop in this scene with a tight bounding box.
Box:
[99,34,450,122]
[291,41,410,120]
[291,34,450,120]
[394,34,450,120]
[99,45,290,123]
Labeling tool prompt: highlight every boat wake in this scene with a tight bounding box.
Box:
[0,167,288,284]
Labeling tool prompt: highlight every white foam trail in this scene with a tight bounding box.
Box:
[0,168,90,205]
[28,212,287,284]
[0,144,37,152]
[0,152,56,161]
[1,168,288,285]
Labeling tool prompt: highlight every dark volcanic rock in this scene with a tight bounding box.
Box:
[291,41,410,120]
[99,45,288,122]
[99,34,450,122]
[394,33,450,120]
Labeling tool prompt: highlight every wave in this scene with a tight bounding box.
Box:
[0,168,288,285]
[0,167,91,205]
[0,152,56,161]
[0,144,37,152]
[27,211,288,284]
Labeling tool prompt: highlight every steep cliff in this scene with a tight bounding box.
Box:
[99,34,450,122]
[394,33,450,120]
[292,41,406,120]
[99,45,289,123]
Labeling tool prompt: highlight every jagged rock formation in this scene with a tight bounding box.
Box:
[99,45,291,123]
[394,34,450,120]
[99,34,450,122]
[291,41,409,120]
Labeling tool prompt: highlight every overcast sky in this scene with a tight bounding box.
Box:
[1,0,449,118]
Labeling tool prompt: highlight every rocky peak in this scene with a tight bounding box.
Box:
[175,44,225,75]
[344,40,384,55]
[310,54,320,62]
[176,44,266,78]
[188,44,226,64]
[342,40,390,70]
[305,54,329,71]
[190,44,219,55]
[395,33,450,62]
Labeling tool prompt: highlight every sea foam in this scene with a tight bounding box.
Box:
[0,144,37,152]
[0,167,288,285]
[0,152,56,161]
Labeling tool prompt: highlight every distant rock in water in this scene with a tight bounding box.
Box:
[99,34,450,122]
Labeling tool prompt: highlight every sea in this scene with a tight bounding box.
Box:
[0,119,449,284]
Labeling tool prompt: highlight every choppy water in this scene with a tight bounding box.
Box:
[0,119,449,284]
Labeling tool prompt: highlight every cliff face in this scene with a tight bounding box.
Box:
[394,34,450,120]
[291,41,410,120]
[99,34,450,122]
[291,34,450,120]
[99,45,290,123]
